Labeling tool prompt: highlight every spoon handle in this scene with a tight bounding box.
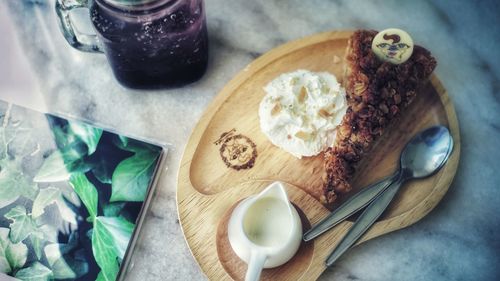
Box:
[303,172,397,242]
[325,175,404,267]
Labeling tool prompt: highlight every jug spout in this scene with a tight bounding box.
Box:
[255,182,292,206]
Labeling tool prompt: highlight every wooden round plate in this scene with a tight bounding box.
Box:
[177,31,460,281]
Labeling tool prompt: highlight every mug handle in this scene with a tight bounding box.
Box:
[55,0,103,53]
[245,251,267,281]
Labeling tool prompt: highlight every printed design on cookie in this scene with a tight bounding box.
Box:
[376,33,410,61]
[214,129,257,170]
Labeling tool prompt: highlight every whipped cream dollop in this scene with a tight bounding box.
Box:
[259,70,348,158]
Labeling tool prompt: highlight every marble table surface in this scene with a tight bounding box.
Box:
[2,0,499,280]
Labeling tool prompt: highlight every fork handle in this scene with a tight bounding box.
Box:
[303,172,397,242]
[325,174,405,267]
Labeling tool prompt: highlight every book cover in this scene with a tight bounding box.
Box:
[0,101,165,281]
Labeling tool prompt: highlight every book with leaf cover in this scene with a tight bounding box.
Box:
[0,100,166,281]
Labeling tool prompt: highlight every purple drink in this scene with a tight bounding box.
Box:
[89,0,208,89]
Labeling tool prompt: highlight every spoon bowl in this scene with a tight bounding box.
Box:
[400,126,454,179]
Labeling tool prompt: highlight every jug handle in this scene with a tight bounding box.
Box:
[245,250,266,281]
[55,0,104,53]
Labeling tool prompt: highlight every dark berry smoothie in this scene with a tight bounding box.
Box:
[90,0,208,89]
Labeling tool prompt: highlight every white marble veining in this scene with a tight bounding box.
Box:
[1,0,500,280]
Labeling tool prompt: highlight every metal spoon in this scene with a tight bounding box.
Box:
[324,125,454,266]
[304,126,454,242]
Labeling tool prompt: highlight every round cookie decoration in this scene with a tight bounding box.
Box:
[372,28,414,64]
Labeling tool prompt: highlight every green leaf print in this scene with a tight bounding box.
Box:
[68,121,103,155]
[110,149,158,202]
[15,262,52,281]
[33,151,71,183]
[4,206,39,244]
[92,216,134,281]
[69,173,99,221]
[32,187,77,225]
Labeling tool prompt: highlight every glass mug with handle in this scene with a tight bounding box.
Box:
[55,0,209,89]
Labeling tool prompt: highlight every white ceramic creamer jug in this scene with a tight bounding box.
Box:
[227,182,302,281]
